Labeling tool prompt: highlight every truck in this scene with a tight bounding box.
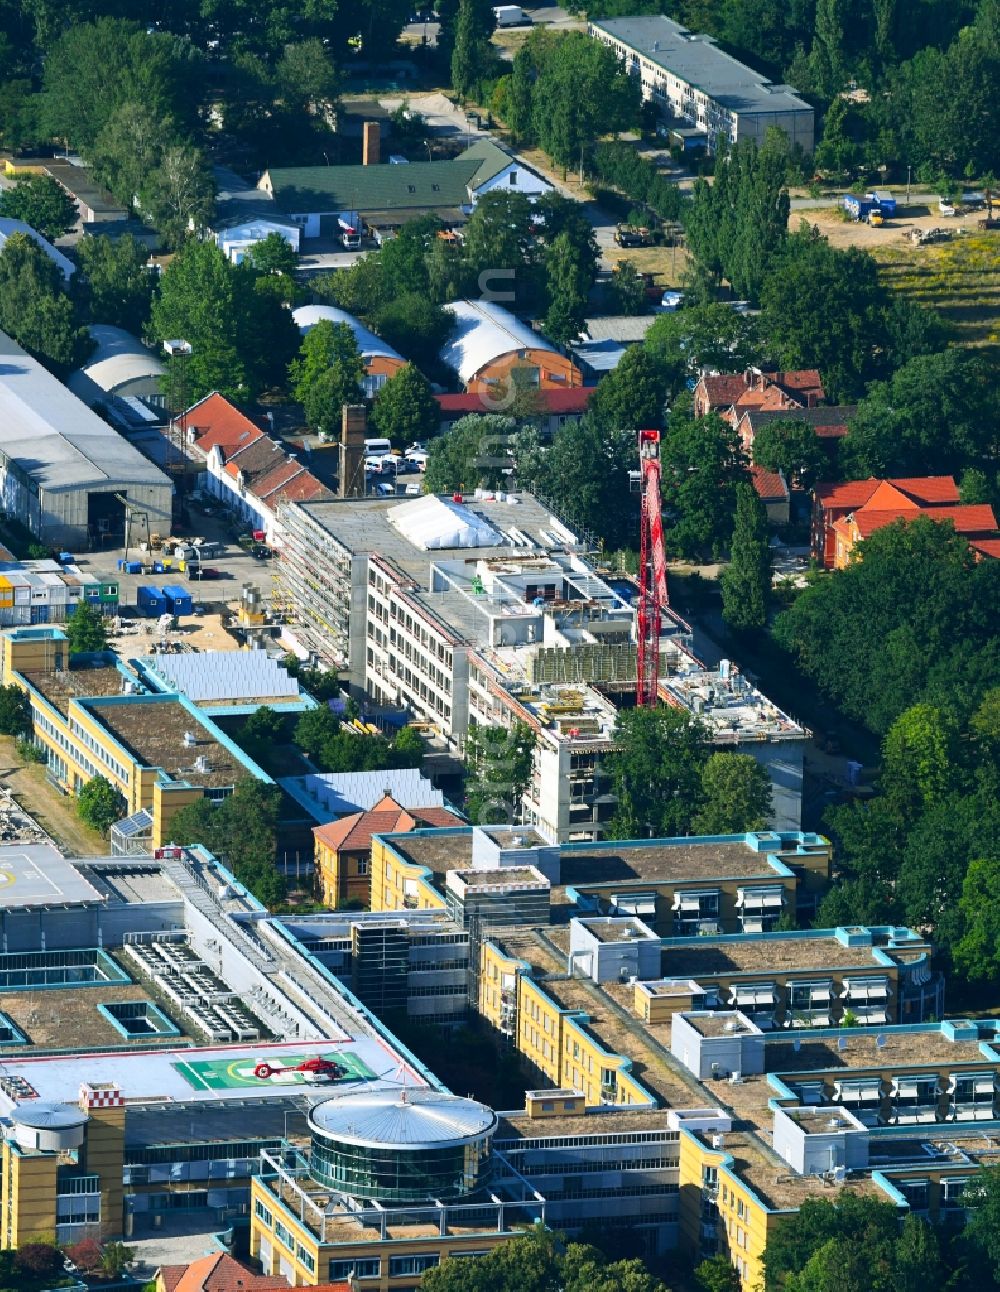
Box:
[865,190,896,216]
[842,194,876,222]
[614,224,651,248]
[493,4,525,25]
[337,210,363,249]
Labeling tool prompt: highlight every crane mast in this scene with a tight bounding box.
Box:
[636,429,668,707]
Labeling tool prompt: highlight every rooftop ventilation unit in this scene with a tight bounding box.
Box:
[183,731,197,747]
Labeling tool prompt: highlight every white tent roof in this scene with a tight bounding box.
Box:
[68,325,165,398]
[439,300,556,385]
[291,304,403,364]
[387,494,502,550]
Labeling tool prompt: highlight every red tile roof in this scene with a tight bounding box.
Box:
[842,503,998,540]
[254,458,308,500]
[313,794,463,854]
[157,1253,303,1292]
[185,393,265,457]
[767,368,824,397]
[971,538,1000,559]
[269,470,331,504]
[814,478,882,508]
[436,388,593,415]
[697,374,748,408]
[750,464,789,501]
[890,476,962,506]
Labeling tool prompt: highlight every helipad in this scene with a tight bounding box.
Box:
[0,844,103,908]
[0,1038,415,1109]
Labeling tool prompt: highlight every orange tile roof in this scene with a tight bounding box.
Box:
[750,464,789,501]
[863,480,921,512]
[842,503,998,540]
[268,470,331,505]
[971,538,1000,559]
[313,794,462,854]
[158,1252,296,1292]
[185,393,265,456]
[890,476,961,505]
[254,458,307,500]
[814,478,882,508]
[699,374,749,407]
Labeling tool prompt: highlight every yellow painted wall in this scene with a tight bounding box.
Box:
[0,1143,59,1250]
[678,1132,773,1292]
[369,837,445,914]
[82,1107,126,1240]
[314,839,371,908]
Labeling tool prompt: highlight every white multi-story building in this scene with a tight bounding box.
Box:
[276,491,808,841]
[590,15,814,154]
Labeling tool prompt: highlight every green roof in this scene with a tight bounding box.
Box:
[459,139,520,188]
[263,158,481,215]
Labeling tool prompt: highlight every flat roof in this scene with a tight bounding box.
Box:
[700,1126,883,1210]
[0,983,188,1052]
[294,491,581,590]
[660,936,896,977]
[687,1012,758,1038]
[591,16,812,117]
[768,1031,995,1073]
[86,696,261,790]
[496,1105,678,1141]
[139,649,300,705]
[385,829,473,877]
[0,844,103,908]
[0,329,172,495]
[561,840,788,886]
[22,664,130,716]
[0,1039,410,1111]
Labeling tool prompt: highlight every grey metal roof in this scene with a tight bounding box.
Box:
[279,769,446,821]
[309,1089,496,1149]
[0,218,75,279]
[141,648,300,704]
[12,1102,87,1130]
[0,329,173,495]
[292,305,404,364]
[591,16,812,116]
[68,325,165,396]
[570,338,627,373]
[440,300,556,385]
[583,315,658,343]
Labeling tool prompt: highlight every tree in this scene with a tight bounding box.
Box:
[246,232,298,277]
[841,350,999,480]
[371,364,440,447]
[953,857,1000,982]
[589,346,667,433]
[606,706,709,839]
[65,601,109,654]
[277,38,339,119]
[64,1238,103,1276]
[462,191,539,310]
[151,240,299,400]
[694,752,773,834]
[662,411,748,560]
[683,136,789,304]
[762,1193,901,1291]
[90,100,177,218]
[13,1244,64,1279]
[751,420,828,490]
[237,705,287,763]
[721,483,771,631]
[644,304,762,402]
[607,261,648,316]
[42,18,202,154]
[140,141,214,244]
[294,706,342,761]
[880,703,961,821]
[507,46,535,143]
[425,414,516,493]
[695,1256,741,1292]
[543,232,592,346]
[465,721,535,825]
[451,0,496,99]
[0,174,76,241]
[773,517,999,735]
[374,295,454,372]
[964,1166,1000,1270]
[169,779,285,905]
[760,230,942,403]
[0,233,91,374]
[289,320,365,418]
[77,775,127,834]
[0,685,31,737]
[74,233,156,335]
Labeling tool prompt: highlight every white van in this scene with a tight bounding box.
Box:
[364,438,392,457]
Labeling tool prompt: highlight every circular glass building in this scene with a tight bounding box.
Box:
[307,1088,497,1203]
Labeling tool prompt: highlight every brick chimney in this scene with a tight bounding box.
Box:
[363,121,380,166]
[340,404,367,498]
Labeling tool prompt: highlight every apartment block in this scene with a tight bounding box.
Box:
[590,16,814,154]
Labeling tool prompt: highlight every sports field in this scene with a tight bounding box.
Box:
[174,1049,376,1091]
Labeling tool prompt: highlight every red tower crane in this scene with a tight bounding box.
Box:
[637,429,669,708]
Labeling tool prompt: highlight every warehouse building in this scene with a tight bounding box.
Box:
[590,16,814,154]
[0,330,173,549]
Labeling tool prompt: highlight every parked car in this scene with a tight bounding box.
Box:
[188,566,224,580]
[405,449,429,471]
[658,290,684,312]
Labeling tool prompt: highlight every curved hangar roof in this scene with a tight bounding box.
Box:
[68,325,165,401]
[292,305,403,365]
[440,299,556,386]
[309,1088,497,1149]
